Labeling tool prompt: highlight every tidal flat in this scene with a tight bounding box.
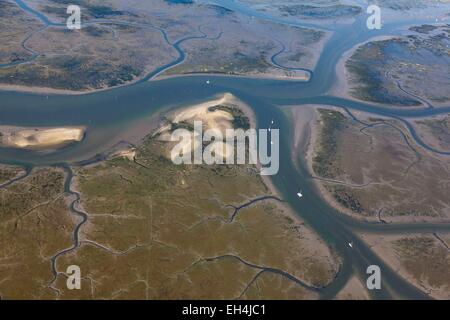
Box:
[413,114,450,152]
[306,106,450,223]
[0,102,339,299]
[343,25,450,108]
[360,232,450,299]
[0,166,76,299]
[0,0,329,93]
[1,0,450,301]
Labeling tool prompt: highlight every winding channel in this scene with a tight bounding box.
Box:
[1,0,223,73]
[1,0,450,300]
[48,165,88,296]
